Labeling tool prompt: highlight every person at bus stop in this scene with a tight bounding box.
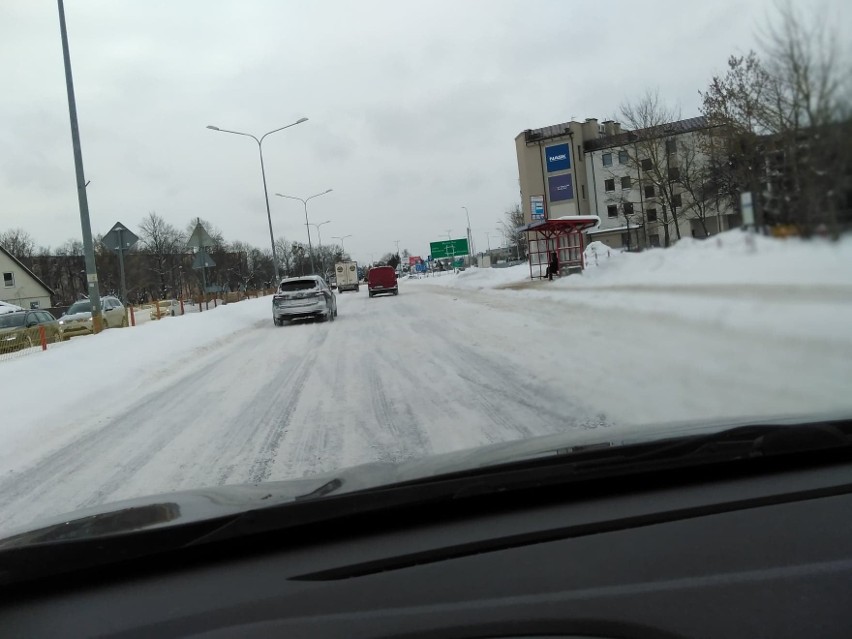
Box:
[546,251,559,280]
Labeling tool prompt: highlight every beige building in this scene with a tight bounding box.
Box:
[515,116,739,252]
[0,245,54,310]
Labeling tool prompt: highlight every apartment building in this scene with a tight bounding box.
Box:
[515,116,739,251]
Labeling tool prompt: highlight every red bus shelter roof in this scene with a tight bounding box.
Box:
[519,215,601,234]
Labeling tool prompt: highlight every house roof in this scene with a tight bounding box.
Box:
[584,116,712,152]
[0,245,55,296]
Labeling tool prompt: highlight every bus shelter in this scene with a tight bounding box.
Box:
[519,216,600,279]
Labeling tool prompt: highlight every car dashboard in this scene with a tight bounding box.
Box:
[1,450,850,638]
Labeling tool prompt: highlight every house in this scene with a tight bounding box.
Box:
[0,245,54,310]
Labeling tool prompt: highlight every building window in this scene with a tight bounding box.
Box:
[621,176,632,189]
[641,158,653,171]
[3,272,13,288]
[665,139,677,154]
[604,178,615,192]
[672,193,683,208]
[618,150,629,164]
[623,202,634,216]
[581,184,586,199]
[647,208,658,222]
[668,166,681,181]
[602,153,612,167]
[649,233,661,247]
[607,205,618,218]
[644,185,655,198]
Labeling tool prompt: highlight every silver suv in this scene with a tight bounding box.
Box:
[59,296,128,338]
[272,276,337,326]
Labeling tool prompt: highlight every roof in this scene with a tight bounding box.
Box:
[584,116,712,152]
[0,245,55,296]
[519,216,601,234]
[517,120,579,143]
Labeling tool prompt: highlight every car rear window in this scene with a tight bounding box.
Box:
[279,280,319,292]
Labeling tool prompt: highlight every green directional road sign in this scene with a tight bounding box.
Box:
[429,238,469,259]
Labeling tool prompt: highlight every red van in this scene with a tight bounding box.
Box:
[367,266,398,297]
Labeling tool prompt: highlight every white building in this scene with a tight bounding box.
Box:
[0,245,54,310]
[515,116,739,251]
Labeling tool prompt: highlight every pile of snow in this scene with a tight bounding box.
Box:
[408,265,531,290]
[575,231,852,288]
[0,301,23,315]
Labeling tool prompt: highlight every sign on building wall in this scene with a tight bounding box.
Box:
[531,195,545,220]
[545,143,571,172]
[548,173,574,202]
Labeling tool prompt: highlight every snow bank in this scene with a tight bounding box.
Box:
[0,297,272,468]
[408,231,852,345]
[574,231,852,288]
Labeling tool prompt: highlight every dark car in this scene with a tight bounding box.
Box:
[0,310,61,354]
[367,266,398,297]
[272,276,337,325]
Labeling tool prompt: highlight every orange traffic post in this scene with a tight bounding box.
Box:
[129,305,136,327]
[39,325,47,351]
[180,299,185,315]
[156,299,162,320]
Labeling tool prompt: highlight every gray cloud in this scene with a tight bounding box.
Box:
[1,0,850,259]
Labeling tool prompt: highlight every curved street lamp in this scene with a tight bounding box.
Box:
[275,189,333,274]
[331,234,353,259]
[206,117,308,282]
[308,220,332,275]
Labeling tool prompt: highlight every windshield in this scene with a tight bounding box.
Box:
[0,0,850,543]
[65,301,92,315]
[0,314,25,329]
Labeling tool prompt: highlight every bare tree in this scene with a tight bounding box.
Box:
[701,2,851,235]
[139,212,185,298]
[618,89,708,247]
[0,228,36,262]
[501,204,527,259]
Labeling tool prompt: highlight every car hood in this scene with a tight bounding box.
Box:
[59,312,92,322]
[0,411,841,548]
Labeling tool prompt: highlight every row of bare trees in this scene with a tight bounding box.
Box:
[2,212,351,306]
[608,1,850,246]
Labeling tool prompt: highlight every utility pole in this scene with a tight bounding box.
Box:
[57,0,102,332]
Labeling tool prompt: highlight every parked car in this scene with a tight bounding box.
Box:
[149,299,181,320]
[272,276,337,326]
[367,266,398,297]
[59,296,127,338]
[0,310,61,354]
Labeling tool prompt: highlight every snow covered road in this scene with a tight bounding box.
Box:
[2,268,851,535]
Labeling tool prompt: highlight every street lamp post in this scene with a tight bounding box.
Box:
[308,220,331,275]
[332,234,352,259]
[462,206,474,263]
[206,117,308,283]
[276,190,333,275]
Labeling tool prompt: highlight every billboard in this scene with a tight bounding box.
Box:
[545,143,571,172]
[430,238,469,259]
[409,255,422,266]
[548,173,574,202]
[530,195,545,221]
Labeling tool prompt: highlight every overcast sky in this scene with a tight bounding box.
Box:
[1,0,849,262]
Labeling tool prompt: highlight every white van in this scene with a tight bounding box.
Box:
[335,261,360,293]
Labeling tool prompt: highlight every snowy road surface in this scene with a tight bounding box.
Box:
[2,269,852,535]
